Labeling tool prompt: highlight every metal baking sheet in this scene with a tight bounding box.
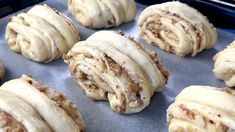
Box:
[0,0,234,131]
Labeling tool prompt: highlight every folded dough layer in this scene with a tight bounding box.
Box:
[64,31,168,114]
[213,40,235,87]
[167,85,235,132]
[0,110,27,132]
[5,5,80,62]
[68,0,136,28]
[0,62,4,79]
[138,1,217,57]
[0,90,51,132]
[0,75,85,132]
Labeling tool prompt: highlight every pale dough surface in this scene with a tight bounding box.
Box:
[138,1,217,57]
[167,85,235,132]
[0,90,52,132]
[0,75,84,132]
[213,40,235,87]
[64,31,168,114]
[5,5,80,62]
[68,0,136,28]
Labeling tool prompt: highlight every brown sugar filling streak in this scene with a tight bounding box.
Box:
[141,10,203,56]
[23,76,85,131]
[167,102,233,131]
[65,50,144,113]
[0,110,27,132]
[64,32,168,113]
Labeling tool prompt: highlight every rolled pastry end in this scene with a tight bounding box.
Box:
[0,111,27,132]
[22,75,85,131]
[167,85,235,132]
[138,1,217,57]
[68,0,137,28]
[5,4,80,62]
[64,30,168,114]
[213,40,235,87]
[0,75,85,132]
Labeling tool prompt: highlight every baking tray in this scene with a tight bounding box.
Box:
[0,0,234,131]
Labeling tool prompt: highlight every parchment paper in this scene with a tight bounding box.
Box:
[0,0,234,131]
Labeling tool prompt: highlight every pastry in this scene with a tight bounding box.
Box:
[213,40,235,87]
[167,85,235,132]
[0,75,85,132]
[5,5,80,62]
[64,31,169,114]
[0,62,4,79]
[68,0,137,28]
[138,1,217,57]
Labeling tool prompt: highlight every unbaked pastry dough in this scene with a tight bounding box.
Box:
[213,40,235,87]
[68,0,137,28]
[64,31,169,114]
[167,85,235,132]
[0,62,4,79]
[138,1,217,57]
[0,75,85,132]
[5,5,80,62]
[0,90,51,132]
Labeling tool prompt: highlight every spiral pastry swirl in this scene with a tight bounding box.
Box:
[64,31,169,114]
[167,85,235,132]
[68,0,137,28]
[0,75,85,132]
[138,1,217,57]
[5,5,80,62]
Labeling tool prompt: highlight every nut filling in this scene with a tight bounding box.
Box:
[23,76,85,131]
[64,31,168,114]
[168,104,231,131]
[5,4,80,62]
[0,110,27,132]
[138,1,217,57]
[167,85,235,132]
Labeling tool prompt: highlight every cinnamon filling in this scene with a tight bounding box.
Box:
[23,77,84,130]
[0,110,27,132]
[169,104,233,131]
[116,31,169,81]
[75,52,144,112]
[144,10,202,55]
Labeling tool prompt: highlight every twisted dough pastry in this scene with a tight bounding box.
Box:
[0,90,51,132]
[138,1,217,57]
[213,41,235,87]
[68,0,137,28]
[167,85,235,132]
[0,75,85,132]
[64,31,168,114]
[0,62,4,79]
[5,5,80,62]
